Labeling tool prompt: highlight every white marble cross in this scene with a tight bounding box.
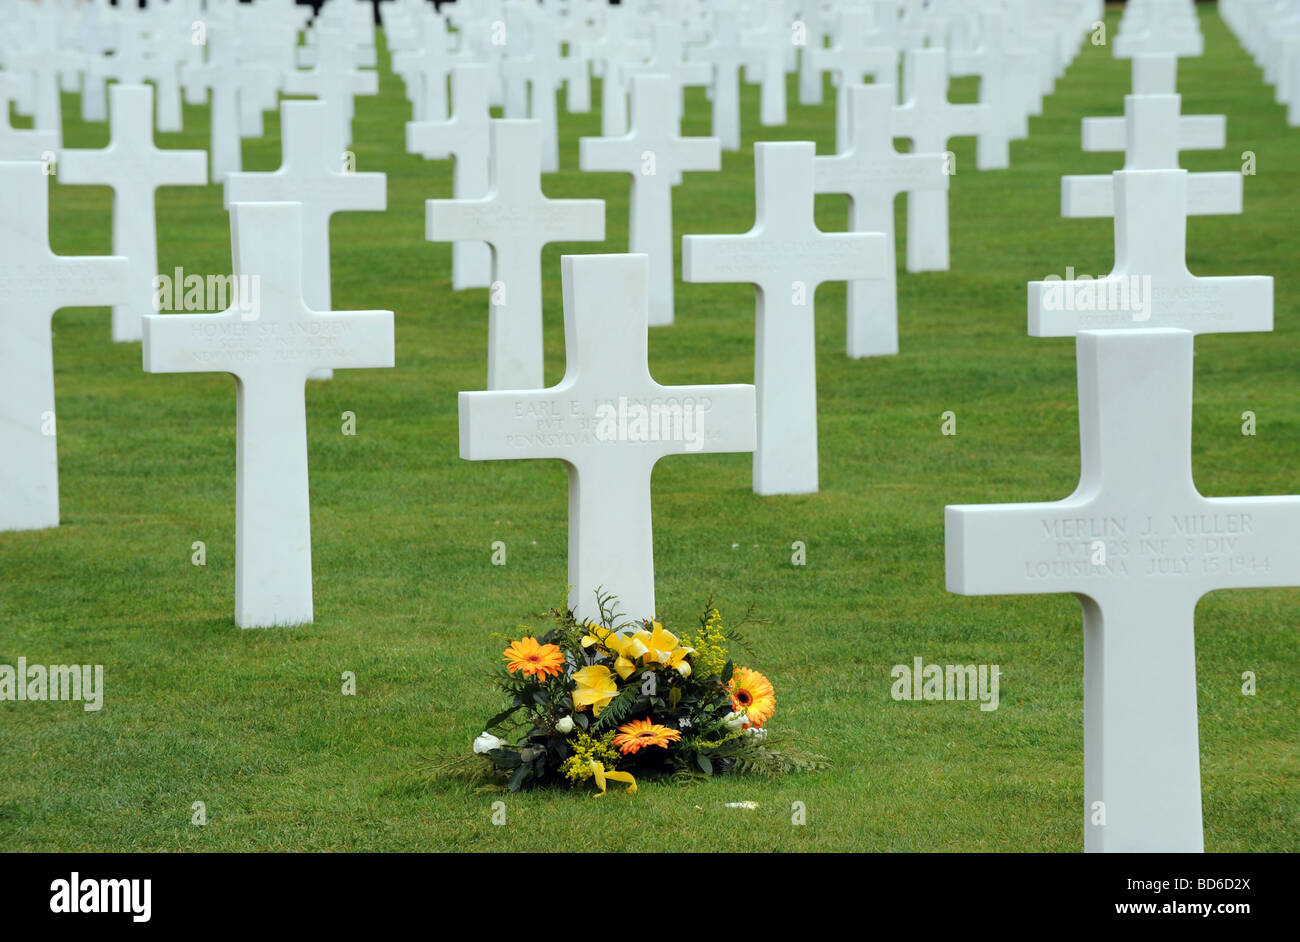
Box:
[743,0,791,127]
[407,62,494,290]
[797,5,828,106]
[282,56,380,162]
[816,83,950,358]
[428,120,605,391]
[142,202,394,628]
[814,9,898,154]
[1082,93,1225,167]
[1031,170,1271,336]
[1063,94,1240,218]
[0,162,128,531]
[622,18,712,146]
[225,100,386,381]
[588,5,651,137]
[459,252,756,623]
[950,10,1036,145]
[234,60,279,143]
[893,48,996,273]
[683,142,887,495]
[58,84,208,344]
[182,39,244,180]
[688,14,748,150]
[580,73,721,329]
[502,5,538,119]
[395,11,453,122]
[502,14,565,173]
[557,31,593,115]
[946,327,1300,851]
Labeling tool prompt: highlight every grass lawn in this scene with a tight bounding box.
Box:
[1,6,1295,852]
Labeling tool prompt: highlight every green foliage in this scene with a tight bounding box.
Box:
[590,684,642,732]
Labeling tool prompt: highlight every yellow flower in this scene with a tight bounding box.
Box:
[612,718,683,755]
[729,667,776,728]
[580,622,611,649]
[502,637,566,679]
[603,631,648,680]
[632,622,695,676]
[560,732,622,784]
[686,608,728,679]
[572,665,618,715]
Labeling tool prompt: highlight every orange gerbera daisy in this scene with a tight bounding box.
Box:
[729,667,776,728]
[502,637,566,679]
[612,718,682,755]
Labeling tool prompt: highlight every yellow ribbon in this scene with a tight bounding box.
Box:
[590,761,637,797]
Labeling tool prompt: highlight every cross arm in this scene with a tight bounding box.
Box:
[159,151,209,188]
[426,196,502,244]
[1081,114,1225,155]
[681,232,755,286]
[1197,495,1300,593]
[676,137,722,175]
[946,499,1098,598]
[1063,171,1242,218]
[814,152,951,200]
[1028,272,1272,336]
[578,135,640,174]
[537,197,605,244]
[458,389,568,462]
[892,99,990,149]
[55,149,112,185]
[406,119,463,160]
[311,310,395,372]
[649,381,756,457]
[48,255,130,313]
[141,310,243,375]
[333,170,387,213]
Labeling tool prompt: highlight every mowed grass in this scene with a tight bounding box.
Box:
[1,7,1296,852]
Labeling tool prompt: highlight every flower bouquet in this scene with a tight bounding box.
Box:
[468,595,822,794]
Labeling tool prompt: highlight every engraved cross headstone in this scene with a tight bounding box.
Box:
[59,84,208,343]
[427,120,605,390]
[580,73,721,328]
[892,48,996,273]
[459,252,757,623]
[142,202,395,628]
[0,162,129,531]
[407,62,494,290]
[946,328,1300,852]
[811,8,897,153]
[683,142,887,495]
[816,83,950,357]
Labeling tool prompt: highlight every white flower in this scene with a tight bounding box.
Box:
[723,710,749,732]
[556,716,575,734]
[742,725,768,743]
[473,732,504,754]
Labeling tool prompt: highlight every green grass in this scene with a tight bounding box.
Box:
[1,7,1296,852]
